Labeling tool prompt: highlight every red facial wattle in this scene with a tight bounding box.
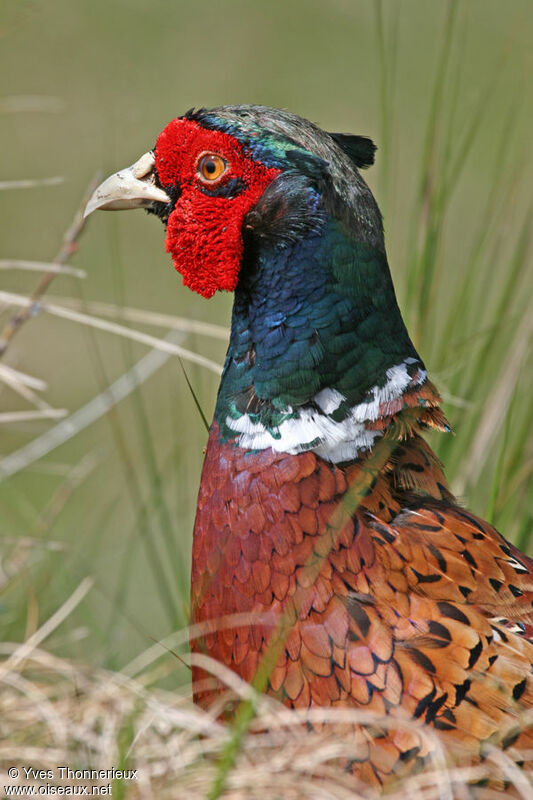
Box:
[154,118,280,299]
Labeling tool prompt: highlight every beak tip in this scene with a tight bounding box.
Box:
[83,199,97,219]
[83,186,110,218]
[82,152,171,219]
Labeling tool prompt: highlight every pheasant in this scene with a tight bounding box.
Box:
[85,106,533,789]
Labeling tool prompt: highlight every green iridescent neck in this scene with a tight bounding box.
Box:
[213,216,425,461]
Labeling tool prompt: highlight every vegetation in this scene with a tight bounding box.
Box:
[0,0,531,796]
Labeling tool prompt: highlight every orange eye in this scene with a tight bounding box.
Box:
[197,153,227,183]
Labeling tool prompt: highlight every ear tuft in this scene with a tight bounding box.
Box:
[328,133,377,169]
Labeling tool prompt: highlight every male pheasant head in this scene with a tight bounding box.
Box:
[86,105,380,298]
[87,105,444,462]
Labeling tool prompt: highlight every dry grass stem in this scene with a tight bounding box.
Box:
[49,295,229,339]
[0,363,48,392]
[0,177,64,190]
[0,259,86,278]
[0,329,197,480]
[0,290,223,375]
[0,173,102,359]
[0,578,93,679]
[0,409,68,423]
[0,364,63,413]
[455,298,533,494]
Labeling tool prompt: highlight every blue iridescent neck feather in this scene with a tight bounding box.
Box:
[214,213,426,462]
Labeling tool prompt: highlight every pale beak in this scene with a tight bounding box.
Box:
[84,151,171,218]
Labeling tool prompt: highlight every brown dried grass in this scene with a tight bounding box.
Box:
[1,638,531,800]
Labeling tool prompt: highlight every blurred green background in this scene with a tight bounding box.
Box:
[0,0,531,682]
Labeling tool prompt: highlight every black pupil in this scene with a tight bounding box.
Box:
[205,160,216,174]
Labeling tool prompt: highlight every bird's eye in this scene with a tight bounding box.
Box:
[197,153,227,183]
